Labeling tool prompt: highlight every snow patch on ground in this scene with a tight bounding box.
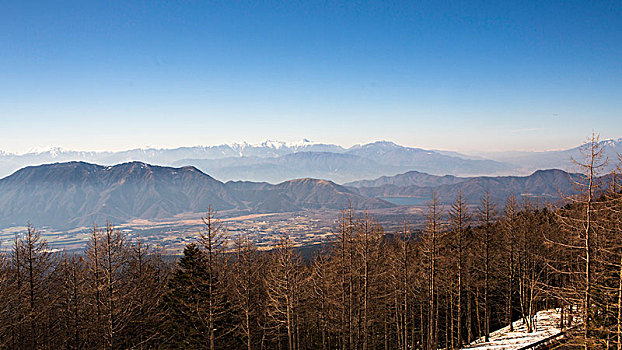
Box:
[462,308,572,349]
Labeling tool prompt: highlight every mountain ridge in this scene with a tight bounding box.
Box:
[351,168,584,205]
[345,170,470,188]
[0,161,393,230]
[0,140,514,181]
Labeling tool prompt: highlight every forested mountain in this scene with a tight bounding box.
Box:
[351,169,584,204]
[345,170,469,188]
[0,161,599,230]
[0,161,393,229]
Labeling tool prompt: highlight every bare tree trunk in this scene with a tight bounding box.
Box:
[450,191,470,348]
[467,285,473,344]
[450,285,455,349]
[420,302,425,349]
[445,293,449,349]
[504,195,518,332]
[105,227,115,350]
[475,286,482,340]
[26,225,37,349]
[578,133,602,349]
[457,246,463,348]
[425,192,441,350]
[479,192,495,342]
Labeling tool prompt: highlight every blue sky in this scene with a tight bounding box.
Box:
[1,1,621,154]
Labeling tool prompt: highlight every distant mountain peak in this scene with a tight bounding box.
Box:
[257,140,288,149]
[352,140,399,148]
[532,168,567,175]
[26,146,66,157]
[252,139,319,149]
[599,138,622,147]
[286,178,333,185]
[373,140,398,145]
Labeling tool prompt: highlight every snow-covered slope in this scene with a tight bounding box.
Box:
[462,308,577,349]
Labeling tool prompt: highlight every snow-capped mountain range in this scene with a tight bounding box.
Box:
[0,138,620,183]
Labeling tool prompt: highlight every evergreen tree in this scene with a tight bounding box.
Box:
[161,243,211,348]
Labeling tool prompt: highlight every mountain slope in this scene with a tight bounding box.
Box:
[175,152,404,184]
[345,170,469,188]
[345,141,515,176]
[0,162,235,229]
[0,162,393,229]
[353,169,582,204]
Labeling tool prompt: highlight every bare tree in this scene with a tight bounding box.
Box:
[85,223,134,350]
[423,191,443,349]
[56,253,87,349]
[265,234,302,350]
[84,224,105,347]
[502,194,519,331]
[388,221,413,350]
[477,192,496,341]
[19,223,56,348]
[229,233,266,350]
[199,206,229,350]
[449,190,471,347]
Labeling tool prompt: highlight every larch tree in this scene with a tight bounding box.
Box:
[477,192,496,342]
[199,206,230,350]
[449,190,471,348]
[423,191,443,350]
[502,194,519,331]
[264,234,303,350]
[229,233,266,350]
[19,223,56,348]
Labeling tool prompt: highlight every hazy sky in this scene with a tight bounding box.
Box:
[1,1,621,154]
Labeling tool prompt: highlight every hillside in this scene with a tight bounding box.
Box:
[345,141,514,176]
[345,170,469,188]
[352,169,582,204]
[0,160,611,230]
[0,161,393,229]
[462,309,572,350]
